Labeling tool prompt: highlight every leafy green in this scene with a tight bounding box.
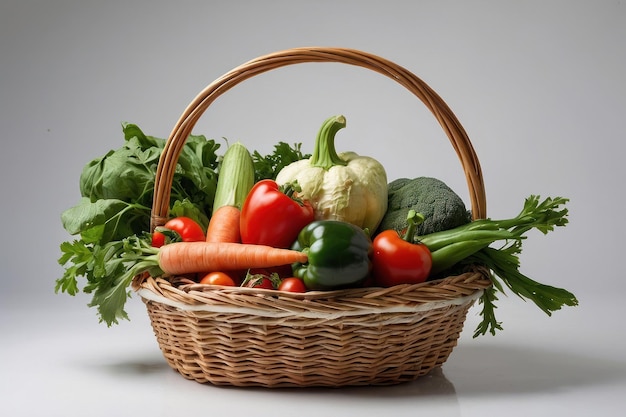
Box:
[251,141,311,181]
[61,198,147,244]
[67,123,219,242]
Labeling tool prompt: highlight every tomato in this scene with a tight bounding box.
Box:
[200,272,236,286]
[371,229,432,287]
[151,231,166,248]
[242,270,281,290]
[243,276,275,290]
[152,216,205,247]
[278,277,307,293]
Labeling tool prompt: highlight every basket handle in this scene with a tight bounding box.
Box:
[151,47,486,230]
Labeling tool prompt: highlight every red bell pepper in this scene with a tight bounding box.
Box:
[371,210,432,287]
[240,179,315,248]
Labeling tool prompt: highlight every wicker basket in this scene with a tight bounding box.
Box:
[134,47,493,388]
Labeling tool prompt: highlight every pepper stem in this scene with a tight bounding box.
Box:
[310,115,348,170]
[279,180,305,206]
[403,210,425,242]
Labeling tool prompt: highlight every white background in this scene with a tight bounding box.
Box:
[1,1,625,416]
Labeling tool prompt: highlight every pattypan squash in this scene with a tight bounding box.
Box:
[275,115,388,232]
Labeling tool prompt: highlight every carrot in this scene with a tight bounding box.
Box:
[157,241,308,275]
[206,205,242,243]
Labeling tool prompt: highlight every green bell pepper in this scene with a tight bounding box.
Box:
[291,220,372,290]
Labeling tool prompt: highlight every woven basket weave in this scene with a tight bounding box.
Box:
[134,47,493,388]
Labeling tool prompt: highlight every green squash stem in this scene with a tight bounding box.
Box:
[310,115,348,170]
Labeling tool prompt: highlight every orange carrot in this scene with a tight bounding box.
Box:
[206,205,242,243]
[157,241,307,275]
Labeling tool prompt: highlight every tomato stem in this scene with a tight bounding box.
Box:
[403,210,425,242]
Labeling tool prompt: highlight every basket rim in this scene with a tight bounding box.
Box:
[137,285,485,318]
[133,265,492,317]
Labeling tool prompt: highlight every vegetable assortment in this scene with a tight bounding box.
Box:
[57,115,578,336]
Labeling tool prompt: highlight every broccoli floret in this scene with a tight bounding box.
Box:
[376,177,471,236]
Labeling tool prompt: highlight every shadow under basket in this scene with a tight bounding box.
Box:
[135,47,494,387]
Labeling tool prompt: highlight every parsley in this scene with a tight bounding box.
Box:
[252,141,310,181]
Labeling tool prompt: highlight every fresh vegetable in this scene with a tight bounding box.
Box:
[241,270,281,290]
[377,177,471,236]
[372,210,432,287]
[151,231,166,248]
[152,216,205,248]
[62,123,218,245]
[212,142,255,212]
[413,195,578,336]
[291,220,372,290]
[240,179,315,248]
[278,277,307,293]
[157,241,307,275]
[200,271,236,286]
[275,115,388,232]
[252,142,311,182]
[205,205,242,243]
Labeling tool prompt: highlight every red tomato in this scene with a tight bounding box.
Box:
[151,231,166,248]
[163,217,205,241]
[242,270,281,290]
[152,216,205,247]
[243,276,275,290]
[200,272,236,286]
[371,230,432,287]
[278,277,307,293]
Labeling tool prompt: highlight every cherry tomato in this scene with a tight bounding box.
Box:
[151,231,166,248]
[278,277,307,293]
[242,271,281,290]
[152,216,205,247]
[200,272,236,286]
[244,276,275,290]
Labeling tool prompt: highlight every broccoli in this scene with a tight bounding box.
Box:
[376,177,471,236]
